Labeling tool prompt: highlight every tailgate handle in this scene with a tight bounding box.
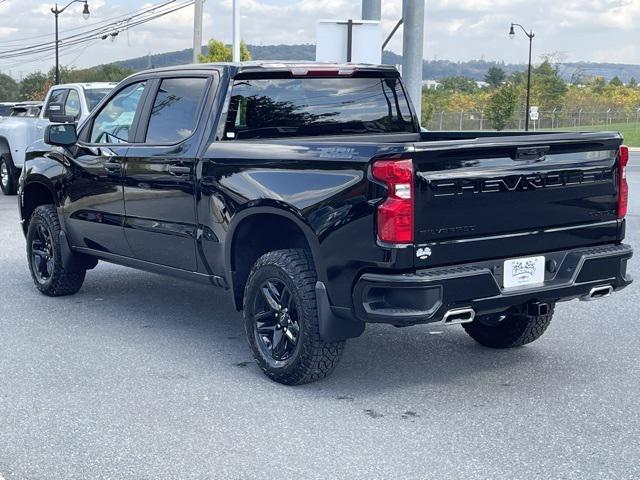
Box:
[514,146,550,161]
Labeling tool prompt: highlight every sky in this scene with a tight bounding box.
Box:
[0,0,639,79]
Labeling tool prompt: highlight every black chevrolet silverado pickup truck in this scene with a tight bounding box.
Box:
[19,62,633,384]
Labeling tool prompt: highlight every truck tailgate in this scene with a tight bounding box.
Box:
[411,132,623,265]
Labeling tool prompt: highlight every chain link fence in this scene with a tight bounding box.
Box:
[423,108,640,131]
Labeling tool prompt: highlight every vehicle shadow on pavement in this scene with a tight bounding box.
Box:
[72,265,582,383]
[11,260,581,395]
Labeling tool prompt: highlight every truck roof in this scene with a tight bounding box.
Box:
[130,61,400,78]
[49,82,118,91]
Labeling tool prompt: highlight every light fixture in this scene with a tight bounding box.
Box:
[509,24,515,39]
[82,1,90,20]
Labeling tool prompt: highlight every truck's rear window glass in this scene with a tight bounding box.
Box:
[84,89,113,111]
[224,77,416,140]
[145,77,208,144]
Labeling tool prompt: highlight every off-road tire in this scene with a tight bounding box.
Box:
[27,204,86,296]
[463,306,555,349]
[243,249,345,385]
[0,154,17,196]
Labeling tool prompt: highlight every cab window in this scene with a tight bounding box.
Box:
[64,89,81,119]
[89,82,146,144]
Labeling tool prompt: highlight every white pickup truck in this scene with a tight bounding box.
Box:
[0,82,115,195]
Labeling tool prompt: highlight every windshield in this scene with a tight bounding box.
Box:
[224,77,416,140]
[84,88,113,111]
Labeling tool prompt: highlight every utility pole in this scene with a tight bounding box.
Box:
[232,0,240,62]
[402,0,425,120]
[362,0,381,21]
[192,0,204,63]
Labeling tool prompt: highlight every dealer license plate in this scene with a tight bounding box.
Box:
[503,256,546,289]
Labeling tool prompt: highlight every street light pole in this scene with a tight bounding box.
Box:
[192,0,204,63]
[232,0,240,62]
[51,0,90,85]
[510,23,535,131]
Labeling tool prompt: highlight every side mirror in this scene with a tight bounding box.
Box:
[44,123,78,147]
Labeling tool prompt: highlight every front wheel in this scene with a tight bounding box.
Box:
[462,305,555,349]
[26,205,87,296]
[0,155,17,196]
[243,249,345,385]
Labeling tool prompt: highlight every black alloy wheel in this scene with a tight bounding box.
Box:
[253,279,301,362]
[26,204,87,296]
[243,249,345,385]
[30,223,55,284]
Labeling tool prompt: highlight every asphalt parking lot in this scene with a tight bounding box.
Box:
[1,159,639,480]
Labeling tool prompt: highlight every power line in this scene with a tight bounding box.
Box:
[0,0,177,46]
[0,0,185,54]
[0,1,194,60]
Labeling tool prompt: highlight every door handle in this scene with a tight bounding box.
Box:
[168,165,191,176]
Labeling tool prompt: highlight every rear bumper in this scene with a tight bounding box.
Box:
[352,243,633,325]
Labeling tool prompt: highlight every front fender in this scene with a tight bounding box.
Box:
[19,149,71,232]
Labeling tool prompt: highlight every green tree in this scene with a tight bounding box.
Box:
[0,73,20,102]
[421,87,450,125]
[438,76,478,93]
[19,71,51,101]
[531,60,567,110]
[484,66,506,89]
[486,84,517,131]
[609,76,624,87]
[628,77,638,88]
[198,39,251,63]
[55,64,133,83]
[590,77,607,95]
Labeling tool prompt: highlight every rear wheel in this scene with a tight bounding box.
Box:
[26,205,86,296]
[462,306,555,349]
[243,249,345,385]
[0,155,17,196]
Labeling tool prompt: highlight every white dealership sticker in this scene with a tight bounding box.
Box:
[503,256,545,289]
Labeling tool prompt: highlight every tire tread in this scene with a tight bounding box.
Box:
[243,249,344,385]
[28,205,86,297]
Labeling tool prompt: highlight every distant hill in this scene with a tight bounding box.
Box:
[106,44,640,83]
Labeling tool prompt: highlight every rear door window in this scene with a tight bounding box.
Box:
[144,77,208,144]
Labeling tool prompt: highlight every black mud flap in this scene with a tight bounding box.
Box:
[316,281,365,342]
[59,231,98,271]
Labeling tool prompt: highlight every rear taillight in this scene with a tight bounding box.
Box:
[618,145,629,219]
[372,159,414,244]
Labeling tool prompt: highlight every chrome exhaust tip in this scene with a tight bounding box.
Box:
[581,285,614,302]
[441,307,476,325]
